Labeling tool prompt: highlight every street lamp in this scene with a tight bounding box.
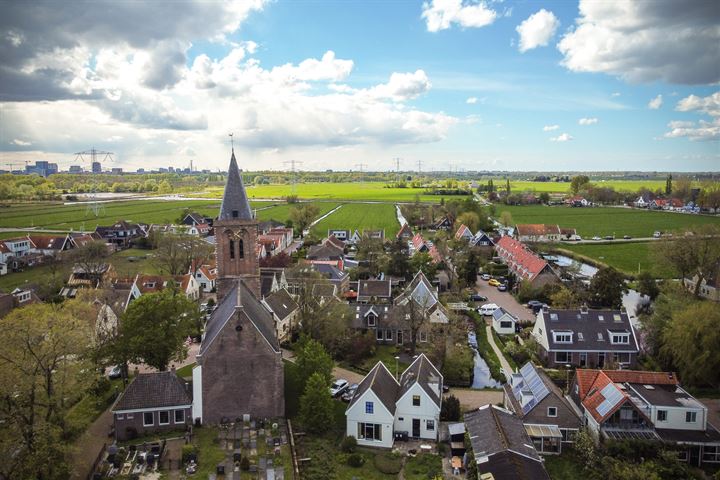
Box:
[395,356,400,381]
[565,364,572,394]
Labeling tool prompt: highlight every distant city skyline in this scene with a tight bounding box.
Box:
[1,0,718,172]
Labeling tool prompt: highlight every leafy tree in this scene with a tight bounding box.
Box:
[665,174,672,195]
[410,252,438,279]
[499,211,513,227]
[588,267,627,308]
[112,289,199,371]
[539,192,550,204]
[456,211,479,233]
[505,178,510,194]
[289,204,320,236]
[661,302,720,388]
[299,372,335,434]
[295,337,334,389]
[440,394,461,421]
[456,248,481,287]
[391,294,430,356]
[387,238,411,279]
[570,175,590,194]
[70,239,110,279]
[550,286,582,309]
[636,271,660,300]
[154,233,214,275]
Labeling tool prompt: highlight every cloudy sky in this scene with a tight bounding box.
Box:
[1,0,718,172]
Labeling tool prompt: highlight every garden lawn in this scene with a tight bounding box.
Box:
[556,242,675,278]
[111,248,163,279]
[404,453,443,480]
[311,203,400,237]
[494,205,720,238]
[543,452,587,480]
[175,362,195,379]
[65,377,125,440]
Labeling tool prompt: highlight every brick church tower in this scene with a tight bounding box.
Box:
[214,150,260,301]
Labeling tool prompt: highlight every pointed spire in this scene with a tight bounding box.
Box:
[218,150,253,221]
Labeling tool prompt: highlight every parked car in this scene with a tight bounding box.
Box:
[478,303,500,315]
[497,284,508,292]
[470,294,488,302]
[604,235,614,240]
[488,279,501,287]
[341,383,359,402]
[592,236,601,241]
[527,300,548,313]
[623,235,631,239]
[330,379,349,397]
[107,365,122,379]
[480,273,491,281]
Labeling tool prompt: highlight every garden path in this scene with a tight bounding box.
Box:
[69,407,113,480]
[486,325,512,380]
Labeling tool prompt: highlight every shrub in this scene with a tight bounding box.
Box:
[340,435,357,453]
[240,456,250,471]
[440,395,461,421]
[346,453,364,467]
[181,444,196,463]
[374,452,403,474]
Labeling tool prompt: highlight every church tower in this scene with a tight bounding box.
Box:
[215,150,260,300]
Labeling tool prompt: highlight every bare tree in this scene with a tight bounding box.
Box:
[154,234,214,275]
[69,240,110,277]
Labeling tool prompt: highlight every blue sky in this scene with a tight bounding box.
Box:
[1,0,718,172]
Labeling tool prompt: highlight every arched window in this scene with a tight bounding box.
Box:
[238,239,244,259]
[229,239,235,259]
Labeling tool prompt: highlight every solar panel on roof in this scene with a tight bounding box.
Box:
[596,384,624,417]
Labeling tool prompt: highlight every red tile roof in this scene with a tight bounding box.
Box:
[397,223,413,239]
[455,224,471,240]
[412,233,426,251]
[604,370,679,386]
[495,236,550,281]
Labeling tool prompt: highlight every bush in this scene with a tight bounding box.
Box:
[374,452,403,474]
[346,453,364,467]
[181,444,196,463]
[440,395,461,421]
[340,435,357,453]
[240,456,250,471]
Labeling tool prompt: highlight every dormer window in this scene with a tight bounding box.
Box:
[549,313,558,321]
[367,314,376,327]
[598,315,605,322]
[553,331,573,344]
[610,332,629,344]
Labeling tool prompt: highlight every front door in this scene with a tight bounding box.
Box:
[598,352,605,368]
[397,330,403,345]
[412,418,421,438]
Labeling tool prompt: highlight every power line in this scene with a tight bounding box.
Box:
[283,159,303,196]
[355,163,367,184]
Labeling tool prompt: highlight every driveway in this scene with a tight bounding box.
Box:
[473,277,535,323]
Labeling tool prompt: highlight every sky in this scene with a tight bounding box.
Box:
[0,0,718,173]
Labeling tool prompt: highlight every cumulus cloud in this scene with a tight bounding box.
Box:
[368,70,432,101]
[578,117,598,125]
[516,9,559,52]
[466,96,478,104]
[664,92,720,141]
[611,92,621,97]
[557,0,720,84]
[543,124,559,131]
[550,133,573,142]
[421,0,497,32]
[648,95,663,109]
[11,139,31,146]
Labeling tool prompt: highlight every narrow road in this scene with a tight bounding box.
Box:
[486,325,513,380]
[70,407,113,480]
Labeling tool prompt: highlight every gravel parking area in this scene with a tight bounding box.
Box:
[445,388,503,411]
[473,277,536,323]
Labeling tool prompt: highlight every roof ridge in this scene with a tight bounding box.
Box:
[490,406,509,450]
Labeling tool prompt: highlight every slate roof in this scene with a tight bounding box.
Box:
[306,243,343,260]
[218,151,253,221]
[199,280,280,356]
[455,224,472,240]
[352,304,394,329]
[395,270,438,309]
[347,362,400,415]
[540,308,639,352]
[398,353,442,408]
[28,234,68,250]
[465,405,548,479]
[313,263,347,281]
[358,279,392,299]
[113,371,191,411]
[312,283,337,298]
[469,230,494,247]
[264,288,298,320]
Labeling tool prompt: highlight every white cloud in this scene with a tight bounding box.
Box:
[466,96,478,104]
[663,92,720,141]
[516,9,559,52]
[578,117,598,125]
[368,70,432,101]
[676,91,720,117]
[543,124,559,131]
[271,51,353,83]
[421,0,497,32]
[557,0,720,84]
[648,95,663,110]
[550,133,573,142]
[11,139,31,146]
[611,92,621,97]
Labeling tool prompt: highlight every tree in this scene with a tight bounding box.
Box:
[636,271,660,300]
[295,337,334,389]
[392,295,430,356]
[588,267,627,308]
[570,175,590,195]
[410,252,438,279]
[456,248,481,287]
[70,239,110,279]
[0,301,94,480]
[289,204,320,236]
[112,289,199,371]
[456,211,480,233]
[661,302,720,388]
[550,286,582,309]
[505,178,511,194]
[154,233,214,276]
[440,394,461,421]
[665,174,672,195]
[387,238,411,279]
[299,372,335,434]
[539,192,550,204]
[499,211,513,227]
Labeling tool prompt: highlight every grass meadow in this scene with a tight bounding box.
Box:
[310,203,400,237]
[495,205,720,238]
[556,242,675,278]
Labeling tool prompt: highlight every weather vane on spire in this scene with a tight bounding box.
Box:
[229,132,234,152]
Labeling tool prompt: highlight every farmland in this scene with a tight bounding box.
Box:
[555,242,675,278]
[494,205,720,238]
[310,203,400,237]
[256,202,339,224]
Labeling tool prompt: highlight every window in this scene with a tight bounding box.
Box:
[385,330,392,340]
[612,352,631,364]
[657,410,668,422]
[579,353,587,367]
[368,314,376,327]
[547,407,557,417]
[610,333,629,344]
[116,414,124,420]
[500,321,513,329]
[175,409,185,424]
[229,239,235,259]
[143,412,154,426]
[419,331,428,342]
[159,411,170,425]
[413,395,421,406]
[232,210,239,218]
[686,411,697,423]
[358,423,382,441]
[365,402,374,414]
[555,352,570,363]
[376,329,383,340]
[426,420,435,431]
[238,239,244,259]
[553,332,572,344]
[703,445,720,463]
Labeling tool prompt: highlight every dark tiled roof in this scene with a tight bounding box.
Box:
[398,354,442,408]
[358,280,391,298]
[218,151,253,221]
[264,288,298,320]
[347,362,399,415]
[657,424,720,444]
[306,243,343,260]
[312,283,337,298]
[540,309,639,352]
[477,451,550,480]
[113,371,191,411]
[260,275,276,297]
[313,263,347,281]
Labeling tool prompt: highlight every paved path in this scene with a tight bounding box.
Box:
[70,407,113,480]
[486,325,513,380]
[129,342,199,374]
[474,278,534,323]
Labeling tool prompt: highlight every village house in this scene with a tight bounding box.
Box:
[394,270,451,326]
[432,215,453,231]
[515,224,562,243]
[346,354,442,448]
[491,307,517,335]
[182,212,213,227]
[67,263,115,289]
[95,220,145,249]
[69,232,103,248]
[570,369,720,466]
[464,405,550,479]
[363,229,385,241]
[28,234,73,256]
[495,236,559,288]
[454,224,473,241]
[189,260,217,293]
[566,196,590,207]
[684,266,719,302]
[469,230,495,247]
[633,194,652,208]
[559,227,580,241]
[504,362,581,454]
[532,307,640,369]
[1,236,34,258]
[396,223,413,241]
[262,287,299,343]
[356,279,392,304]
[129,273,200,302]
[112,371,192,441]
[260,267,288,297]
[312,263,350,294]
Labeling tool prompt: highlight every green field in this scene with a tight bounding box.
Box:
[256,202,339,224]
[310,203,400,237]
[495,205,720,238]
[556,242,675,278]
[506,179,669,193]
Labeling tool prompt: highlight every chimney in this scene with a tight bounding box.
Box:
[580,304,588,314]
[542,305,549,314]
[171,365,176,373]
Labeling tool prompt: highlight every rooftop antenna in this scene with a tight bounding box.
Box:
[283,159,303,197]
[74,148,114,217]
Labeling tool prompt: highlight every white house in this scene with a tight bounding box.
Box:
[1,237,33,257]
[492,307,517,335]
[346,354,443,448]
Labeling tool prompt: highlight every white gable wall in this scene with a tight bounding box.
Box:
[394,383,440,441]
[493,312,516,335]
[346,389,395,448]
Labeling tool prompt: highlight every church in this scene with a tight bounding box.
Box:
[192,151,285,423]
